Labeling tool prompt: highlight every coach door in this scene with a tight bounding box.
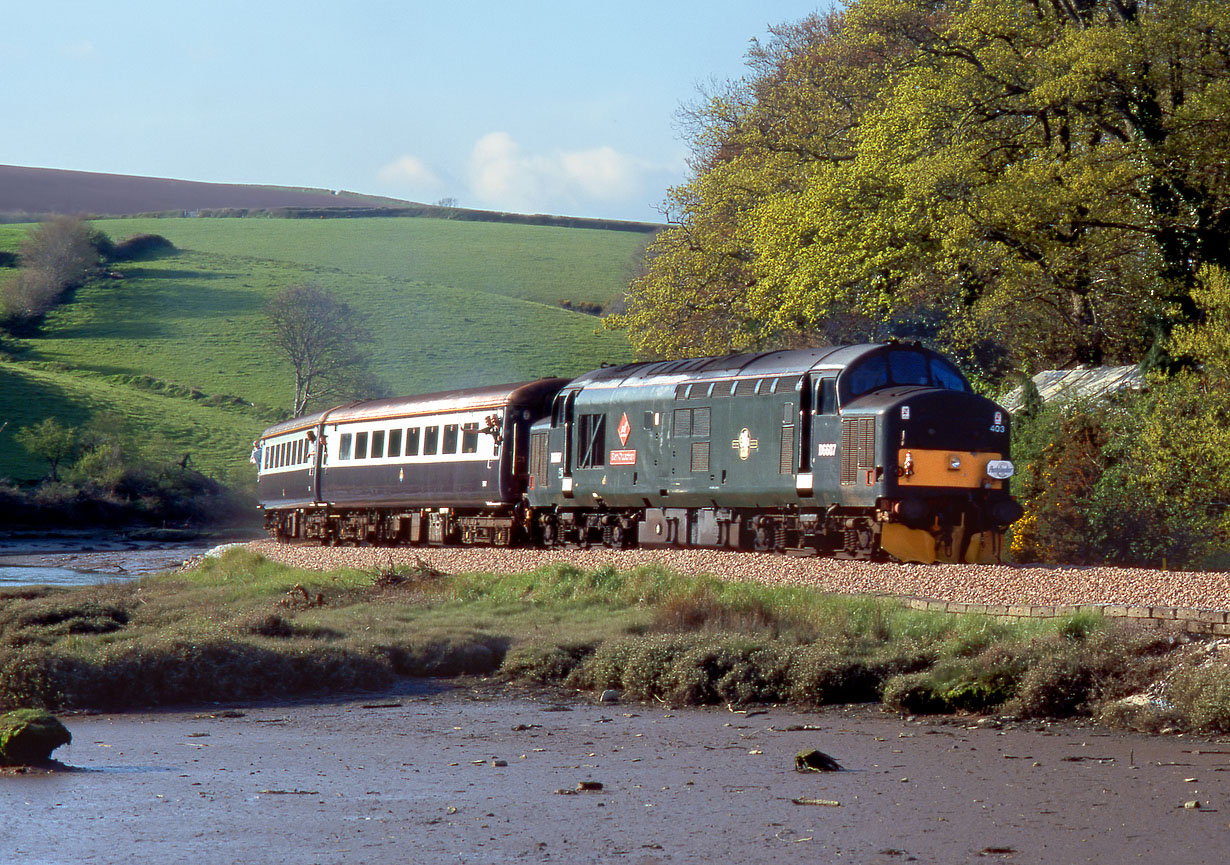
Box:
[796,373,814,496]
[555,389,579,497]
[811,375,840,492]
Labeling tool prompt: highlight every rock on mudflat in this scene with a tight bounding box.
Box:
[0,708,72,765]
[795,748,843,772]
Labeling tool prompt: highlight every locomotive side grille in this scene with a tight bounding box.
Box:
[858,418,876,467]
[692,407,711,437]
[691,441,710,473]
[529,432,549,485]
[734,379,758,397]
[841,420,858,485]
[674,408,692,437]
[779,425,795,475]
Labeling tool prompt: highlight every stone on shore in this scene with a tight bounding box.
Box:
[0,708,72,765]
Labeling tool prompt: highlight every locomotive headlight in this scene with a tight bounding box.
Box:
[947,454,962,470]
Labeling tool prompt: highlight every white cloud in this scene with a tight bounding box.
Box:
[60,40,97,60]
[467,131,670,217]
[376,154,448,201]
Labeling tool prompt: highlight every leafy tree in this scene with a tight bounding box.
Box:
[612,0,1230,374]
[15,418,78,482]
[264,282,380,416]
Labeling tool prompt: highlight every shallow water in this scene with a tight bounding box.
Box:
[0,564,120,587]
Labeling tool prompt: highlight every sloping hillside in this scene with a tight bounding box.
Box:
[0,216,642,483]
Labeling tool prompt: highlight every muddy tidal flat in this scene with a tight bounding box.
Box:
[6,684,1230,865]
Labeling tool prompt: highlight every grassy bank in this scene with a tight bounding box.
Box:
[1,216,638,482]
[1,550,1225,733]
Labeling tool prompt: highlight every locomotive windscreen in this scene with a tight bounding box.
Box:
[848,349,970,396]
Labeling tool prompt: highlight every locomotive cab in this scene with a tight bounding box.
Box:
[825,345,1022,562]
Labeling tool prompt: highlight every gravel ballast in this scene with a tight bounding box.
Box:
[243,540,1230,612]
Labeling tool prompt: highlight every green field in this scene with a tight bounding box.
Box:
[0,217,646,483]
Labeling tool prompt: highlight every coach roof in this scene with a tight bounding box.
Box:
[260,378,569,439]
[563,345,896,389]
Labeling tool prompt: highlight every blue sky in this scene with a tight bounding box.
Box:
[2,1,830,222]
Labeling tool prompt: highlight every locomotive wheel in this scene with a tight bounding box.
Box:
[753,525,774,553]
[540,518,558,547]
[608,524,626,548]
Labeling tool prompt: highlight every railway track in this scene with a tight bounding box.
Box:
[243,541,1230,612]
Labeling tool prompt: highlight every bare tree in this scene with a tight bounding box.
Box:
[19,215,98,290]
[264,283,378,416]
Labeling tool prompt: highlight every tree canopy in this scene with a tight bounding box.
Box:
[609,0,1230,376]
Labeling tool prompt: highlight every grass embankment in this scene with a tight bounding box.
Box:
[2,550,1227,732]
[0,217,640,482]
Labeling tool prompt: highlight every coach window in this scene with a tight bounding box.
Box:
[442,424,459,454]
[371,430,385,459]
[424,426,439,456]
[387,429,402,458]
[355,431,369,459]
[338,433,353,461]
[461,422,479,454]
[405,427,421,456]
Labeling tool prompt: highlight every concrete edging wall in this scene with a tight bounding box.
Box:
[901,597,1230,636]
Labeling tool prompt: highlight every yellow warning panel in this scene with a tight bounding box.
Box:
[896,449,1003,490]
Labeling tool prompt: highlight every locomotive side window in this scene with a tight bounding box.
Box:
[423,426,439,456]
[338,433,353,461]
[817,377,838,414]
[576,413,606,468]
[442,424,459,454]
[461,422,479,454]
[387,429,402,458]
[405,427,421,456]
[371,430,385,459]
[355,432,369,460]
